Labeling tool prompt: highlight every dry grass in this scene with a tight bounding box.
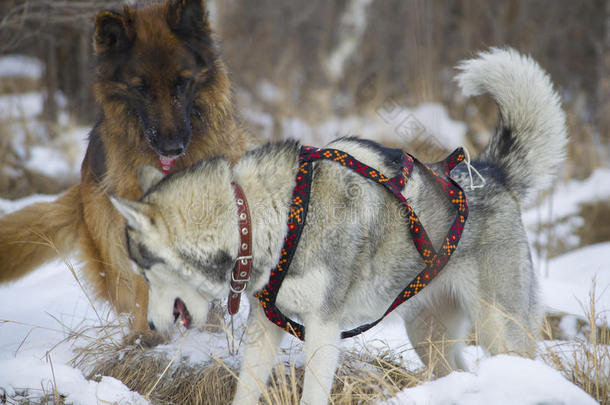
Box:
[0,76,40,95]
[541,287,610,405]
[0,114,77,200]
[79,340,428,405]
[0,72,83,199]
[249,346,430,405]
[83,344,236,405]
[576,200,610,249]
[0,389,66,405]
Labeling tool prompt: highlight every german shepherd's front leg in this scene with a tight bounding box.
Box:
[300,318,341,405]
[79,184,150,331]
[232,303,284,405]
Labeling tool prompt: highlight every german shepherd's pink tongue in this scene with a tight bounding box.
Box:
[158,156,177,175]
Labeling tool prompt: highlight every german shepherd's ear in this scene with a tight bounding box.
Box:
[94,9,134,54]
[138,166,164,195]
[167,0,211,38]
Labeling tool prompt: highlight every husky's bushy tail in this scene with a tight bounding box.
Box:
[456,47,568,200]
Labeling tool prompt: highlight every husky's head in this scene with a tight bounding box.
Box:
[111,161,239,331]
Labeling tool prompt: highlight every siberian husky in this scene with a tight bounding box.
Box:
[112,48,567,405]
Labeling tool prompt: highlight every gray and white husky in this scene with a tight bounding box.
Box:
[111,48,567,405]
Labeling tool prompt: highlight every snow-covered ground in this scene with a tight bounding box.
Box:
[0,55,89,189]
[0,55,43,80]
[383,354,598,405]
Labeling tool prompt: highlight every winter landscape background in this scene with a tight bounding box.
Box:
[0,1,609,404]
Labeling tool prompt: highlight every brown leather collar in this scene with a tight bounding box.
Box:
[227,182,252,315]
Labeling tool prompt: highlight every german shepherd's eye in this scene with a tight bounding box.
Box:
[128,78,150,95]
[174,76,190,93]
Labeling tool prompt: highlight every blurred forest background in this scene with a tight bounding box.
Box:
[0,0,609,196]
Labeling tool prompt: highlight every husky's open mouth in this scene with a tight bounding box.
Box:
[173,297,192,329]
[158,155,178,175]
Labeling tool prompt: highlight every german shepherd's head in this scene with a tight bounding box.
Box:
[93,0,232,174]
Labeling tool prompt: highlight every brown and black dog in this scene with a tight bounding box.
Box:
[0,0,249,332]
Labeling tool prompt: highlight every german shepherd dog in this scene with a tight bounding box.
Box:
[112,48,567,404]
[0,0,248,332]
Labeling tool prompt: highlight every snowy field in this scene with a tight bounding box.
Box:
[1,54,608,404]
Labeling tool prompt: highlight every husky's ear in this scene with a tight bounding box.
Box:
[167,0,211,37]
[94,8,134,54]
[110,196,153,232]
[138,166,164,194]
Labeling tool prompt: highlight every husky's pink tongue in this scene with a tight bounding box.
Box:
[173,298,192,329]
[158,156,177,175]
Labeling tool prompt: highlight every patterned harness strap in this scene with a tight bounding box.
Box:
[255,146,469,340]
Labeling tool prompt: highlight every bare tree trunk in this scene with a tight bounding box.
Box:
[42,36,58,130]
[76,26,94,123]
[405,0,438,102]
[598,0,610,154]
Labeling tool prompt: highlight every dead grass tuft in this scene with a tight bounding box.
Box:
[84,345,236,405]
[576,200,610,249]
[0,115,79,199]
[81,340,427,405]
[541,287,610,405]
[0,77,40,95]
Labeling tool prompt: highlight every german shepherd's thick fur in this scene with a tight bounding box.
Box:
[113,48,567,404]
[0,0,248,331]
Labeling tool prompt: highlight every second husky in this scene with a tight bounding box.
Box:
[112,48,567,405]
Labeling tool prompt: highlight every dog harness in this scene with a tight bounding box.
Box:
[254,145,469,340]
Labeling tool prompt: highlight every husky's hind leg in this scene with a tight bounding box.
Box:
[403,295,471,376]
[472,245,541,359]
[473,298,540,359]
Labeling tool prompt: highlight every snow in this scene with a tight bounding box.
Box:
[523,167,610,226]
[521,168,610,320]
[0,357,147,405]
[0,193,59,214]
[0,55,43,79]
[383,355,597,405]
[257,80,281,103]
[541,242,610,318]
[0,259,144,403]
[0,89,88,181]
[0,91,67,121]
[411,103,468,149]
[242,102,467,150]
[0,92,45,120]
[25,146,78,179]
